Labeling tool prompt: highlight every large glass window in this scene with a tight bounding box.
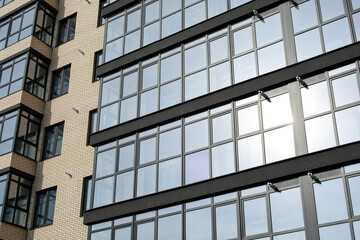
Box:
[33,3,56,46]
[42,122,64,159]
[33,187,57,228]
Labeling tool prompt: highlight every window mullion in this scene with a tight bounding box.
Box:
[280,2,297,65]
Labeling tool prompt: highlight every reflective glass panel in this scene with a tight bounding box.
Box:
[162,0,181,16]
[185,43,207,74]
[120,96,137,123]
[234,52,256,83]
[127,9,141,31]
[107,16,124,41]
[348,176,360,216]
[305,114,336,153]
[160,79,181,109]
[123,72,138,97]
[186,208,212,240]
[115,171,134,202]
[319,0,345,21]
[209,61,231,92]
[255,13,282,46]
[354,221,360,240]
[140,88,158,116]
[159,157,181,191]
[238,134,263,170]
[208,0,227,18]
[143,21,160,46]
[139,137,156,164]
[274,231,306,240]
[159,128,181,159]
[332,74,360,107]
[210,36,228,64]
[96,149,116,178]
[114,227,131,240]
[94,177,114,208]
[162,12,181,38]
[185,119,209,152]
[322,18,351,52]
[212,142,235,177]
[145,1,159,23]
[335,106,360,145]
[124,30,140,54]
[185,70,207,100]
[137,221,154,240]
[161,53,181,83]
[212,113,232,143]
[264,125,295,163]
[158,214,182,240]
[142,64,157,89]
[262,93,292,129]
[295,28,322,62]
[137,164,156,197]
[101,78,120,105]
[216,204,238,240]
[91,230,111,240]
[185,150,209,184]
[244,197,268,236]
[118,144,134,170]
[233,26,253,54]
[314,178,348,224]
[258,41,285,75]
[319,223,351,240]
[301,81,331,117]
[185,2,206,28]
[238,105,259,135]
[291,0,318,33]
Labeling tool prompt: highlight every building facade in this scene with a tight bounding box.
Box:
[0,0,359,240]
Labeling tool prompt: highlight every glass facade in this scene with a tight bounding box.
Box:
[0,52,49,100]
[91,62,360,207]
[0,3,55,50]
[97,0,360,132]
[89,164,360,240]
[103,0,252,62]
[0,172,32,228]
[0,108,41,160]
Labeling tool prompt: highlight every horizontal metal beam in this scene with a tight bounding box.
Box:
[97,0,285,78]
[83,141,360,225]
[89,42,360,147]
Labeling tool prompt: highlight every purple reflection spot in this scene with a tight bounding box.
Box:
[185,150,209,184]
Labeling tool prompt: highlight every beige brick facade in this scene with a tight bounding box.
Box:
[0,0,103,239]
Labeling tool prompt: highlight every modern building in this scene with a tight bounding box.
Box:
[0,0,360,239]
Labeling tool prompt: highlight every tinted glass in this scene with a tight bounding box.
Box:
[186,208,212,240]
[244,197,268,236]
[301,81,331,117]
[238,134,263,170]
[185,150,209,184]
[305,114,336,152]
[158,214,182,240]
[335,106,360,145]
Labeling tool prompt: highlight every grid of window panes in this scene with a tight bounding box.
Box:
[0,52,49,100]
[0,5,36,50]
[89,163,360,240]
[0,109,18,156]
[0,0,14,8]
[97,0,360,132]
[91,62,360,208]
[1,173,32,228]
[0,3,55,50]
[103,0,252,62]
[14,110,41,160]
[0,173,8,221]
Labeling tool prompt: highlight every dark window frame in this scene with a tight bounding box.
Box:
[50,64,70,99]
[57,13,76,46]
[81,176,92,216]
[33,187,57,228]
[98,0,107,27]
[42,122,64,160]
[87,109,98,146]
[33,3,56,47]
[93,50,103,82]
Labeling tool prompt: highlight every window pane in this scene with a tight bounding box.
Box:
[258,41,285,75]
[158,214,181,240]
[233,26,253,54]
[160,79,181,109]
[115,171,134,202]
[159,128,181,160]
[101,78,120,105]
[208,0,227,18]
[332,74,360,107]
[255,13,282,46]
[185,70,207,100]
[186,208,212,240]
[238,134,263,170]
[212,142,235,177]
[2,117,16,140]
[143,21,160,46]
[305,114,336,152]
[319,0,345,21]
[185,43,207,74]
[140,88,158,116]
[233,52,256,83]
[264,125,295,163]
[94,177,114,208]
[244,197,268,236]
[127,10,141,32]
[353,12,360,41]
[91,230,111,240]
[301,81,331,117]
[120,96,137,123]
[216,204,238,240]
[348,176,360,216]
[124,30,140,54]
[185,119,209,152]
[100,102,119,130]
[270,188,304,232]
[238,105,259,135]
[185,2,206,28]
[291,0,318,33]
[161,53,181,83]
[274,231,306,240]
[123,72,138,97]
[159,157,181,191]
[118,144,134,170]
[162,0,181,16]
[105,38,123,62]
[295,28,322,61]
[185,150,209,184]
[209,61,231,92]
[323,18,352,52]
[262,93,292,129]
[354,221,360,240]
[139,137,156,164]
[142,64,157,89]
[162,12,181,38]
[335,106,360,145]
[96,149,116,178]
[137,164,156,197]
[107,16,124,41]
[137,221,154,240]
[115,227,131,240]
[210,36,228,64]
[319,223,351,240]
[145,1,159,24]
[314,178,348,224]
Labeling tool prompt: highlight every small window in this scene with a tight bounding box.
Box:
[43,122,64,159]
[93,50,103,82]
[57,14,76,45]
[33,187,57,228]
[98,0,107,26]
[81,176,92,213]
[50,65,70,99]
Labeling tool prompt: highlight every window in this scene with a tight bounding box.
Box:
[24,53,49,99]
[33,187,56,228]
[93,50,103,82]
[81,177,92,214]
[57,14,76,45]
[43,122,64,159]
[50,65,70,99]
[33,4,56,46]
[0,110,18,156]
[98,0,107,26]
